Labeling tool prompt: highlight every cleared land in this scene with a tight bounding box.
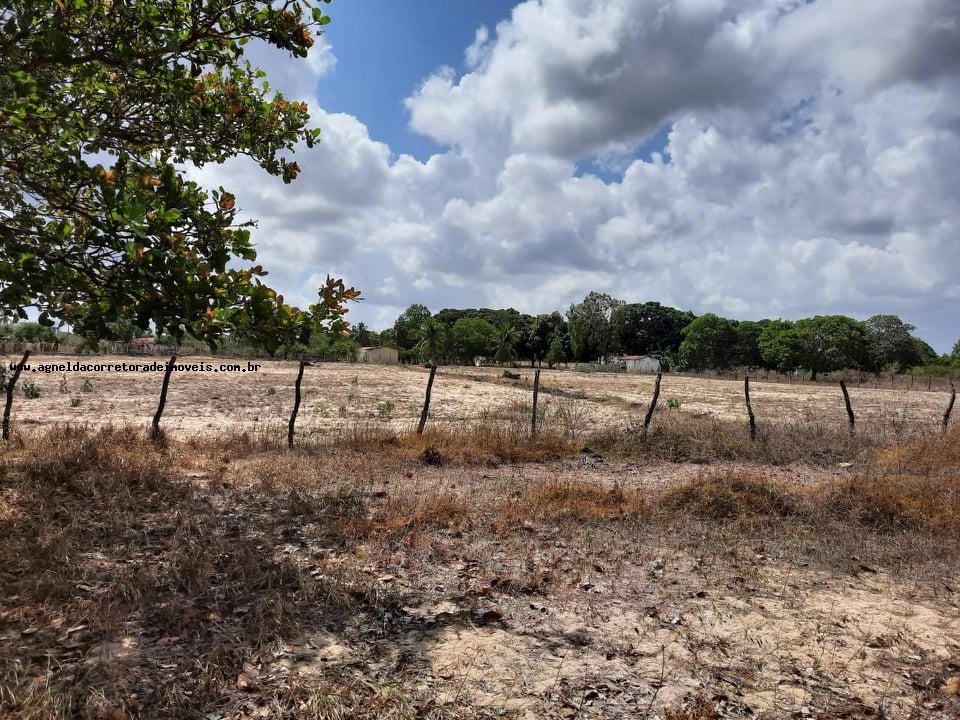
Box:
[4,354,951,437]
[1,355,958,720]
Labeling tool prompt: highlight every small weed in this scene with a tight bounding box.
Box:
[70,397,81,408]
[350,375,359,385]
[58,374,68,393]
[266,386,276,396]
[81,378,93,393]
[666,397,682,410]
[22,381,41,399]
[376,400,395,418]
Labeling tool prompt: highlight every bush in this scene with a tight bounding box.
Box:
[22,381,41,399]
[376,400,395,418]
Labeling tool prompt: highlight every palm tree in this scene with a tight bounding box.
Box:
[416,319,447,435]
[492,325,519,366]
[417,318,447,365]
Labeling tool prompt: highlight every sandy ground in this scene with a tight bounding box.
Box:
[5,354,951,438]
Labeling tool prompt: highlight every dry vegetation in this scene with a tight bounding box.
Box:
[1,359,959,719]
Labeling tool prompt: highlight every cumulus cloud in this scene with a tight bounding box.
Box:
[190,0,960,350]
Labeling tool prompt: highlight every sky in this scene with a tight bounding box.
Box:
[189,0,960,352]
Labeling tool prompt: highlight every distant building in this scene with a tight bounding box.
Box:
[613,354,661,373]
[358,346,399,364]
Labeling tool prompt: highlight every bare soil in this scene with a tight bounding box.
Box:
[6,355,951,439]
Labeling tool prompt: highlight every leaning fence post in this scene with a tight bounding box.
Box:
[2,349,31,442]
[839,380,855,430]
[287,359,309,449]
[744,376,757,441]
[531,367,541,438]
[642,372,662,437]
[417,364,438,435]
[150,354,177,440]
[944,383,956,432]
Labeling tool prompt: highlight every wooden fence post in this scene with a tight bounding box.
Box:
[150,354,177,440]
[944,382,956,432]
[642,372,662,437]
[2,350,31,442]
[287,359,309,449]
[531,367,541,438]
[417,364,438,436]
[839,380,855,430]
[744,376,757,441]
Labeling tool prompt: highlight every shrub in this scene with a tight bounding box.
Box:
[376,400,395,418]
[22,381,41,399]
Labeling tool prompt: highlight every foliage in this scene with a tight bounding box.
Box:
[393,304,432,352]
[21,380,40,398]
[350,321,379,347]
[759,315,869,380]
[492,325,519,365]
[610,302,693,357]
[375,400,394,418]
[864,315,920,374]
[567,291,624,362]
[911,337,940,366]
[1,0,358,350]
[678,314,738,370]
[10,321,56,343]
[545,335,567,368]
[448,316,496,365]
[527,311,567,363]
[416,318,447,365]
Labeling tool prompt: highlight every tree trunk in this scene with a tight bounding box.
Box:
[2,350,31,442]
[531,368,541,438]
[287,359,308,449]
[417,364,437,435]
[839,380,855,430]
[150,354,177,440]
[642,372,662,437]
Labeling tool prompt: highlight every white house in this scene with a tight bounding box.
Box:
[358,346,399,364]
[615,355,661,373]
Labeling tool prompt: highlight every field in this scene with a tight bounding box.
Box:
[4,354,951,437]
[2,355,959,719]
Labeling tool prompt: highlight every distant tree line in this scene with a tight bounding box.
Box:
[381,294,959,377]
[4,295,958,378]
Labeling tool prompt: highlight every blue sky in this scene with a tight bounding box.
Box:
[315,0,518,160]
[194,0,960,352]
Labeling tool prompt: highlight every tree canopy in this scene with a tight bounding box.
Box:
[1,0,358,348]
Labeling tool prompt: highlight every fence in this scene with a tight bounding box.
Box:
[1,350,957,444]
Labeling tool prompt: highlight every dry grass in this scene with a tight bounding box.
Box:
[1,421,958,719]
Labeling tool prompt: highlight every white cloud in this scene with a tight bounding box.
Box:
[188,0,960,351]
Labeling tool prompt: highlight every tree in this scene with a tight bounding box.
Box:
[1,0,356,346]
[864,315,919,374]
[545,336,567,368]
[492,325,519,366]
[449,317,498,365]
[393,304,432,352]
[950,339,960,368]
[567,291,624,362]
[416,318,447,365]
[350,321,377,347]
[11,321,56,343]
[678,314,738,370]
[733,319,770,368]
[527,311,567,364]
[759,315,869,380]
[908,337,938,366]
[610,302,694,357]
